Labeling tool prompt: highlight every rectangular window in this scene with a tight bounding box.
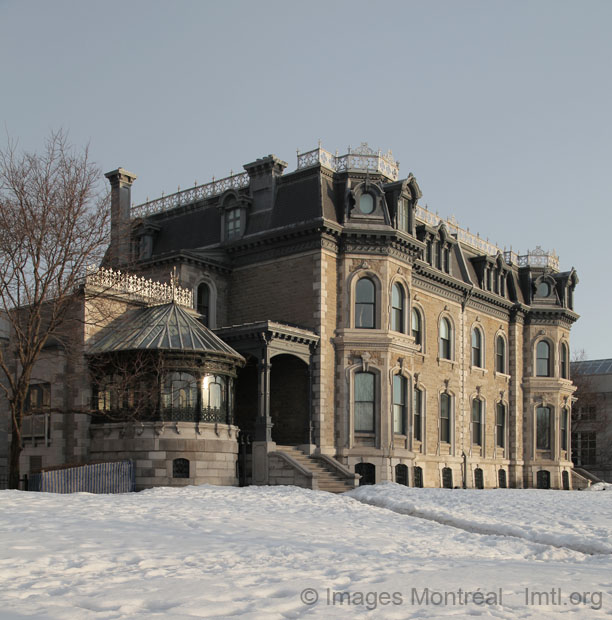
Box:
[355,372,375,432]
[393,375,406,434]
[226,208,241,239]
[472,399,482,446]
[572,431,596,465]
[397,200,410,233]
[413,387,422,442]
[536,406,551,450]
[440,393,451,443]
[496,403,506,448]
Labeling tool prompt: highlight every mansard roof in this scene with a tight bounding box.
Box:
[88,302,243,361]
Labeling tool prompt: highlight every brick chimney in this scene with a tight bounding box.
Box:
[105,168,137,267]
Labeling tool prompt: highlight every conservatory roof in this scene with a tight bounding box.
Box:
[87,302,243,361]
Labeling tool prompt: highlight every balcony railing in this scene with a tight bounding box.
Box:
[415,206,560,271]
[297,142,400,181]
[91,406,232,425]
[85,266,193,307]
[131,172,250,219]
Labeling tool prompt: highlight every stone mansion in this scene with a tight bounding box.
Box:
[2,143,580,491]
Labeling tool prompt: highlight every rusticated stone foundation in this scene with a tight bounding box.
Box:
[89,421,239,490]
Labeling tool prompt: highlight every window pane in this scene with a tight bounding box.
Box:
[356,278,375,302]
[536,406,551,450]
[536,341,550,376]
[359,193,374,214]
[411,309,421,345]
[496,403,506,448]
[413,387,422,441]
[496,336,505,373]
[393,375,406,434]
[355,403,374,432]
[355,373,375,432]
[440,393,451,443]
[355,372,374,401]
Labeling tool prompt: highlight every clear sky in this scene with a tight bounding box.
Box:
[1,0,609,359]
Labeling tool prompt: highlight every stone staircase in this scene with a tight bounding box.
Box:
[275,445,357,494]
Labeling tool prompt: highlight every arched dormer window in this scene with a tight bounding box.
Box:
[358,193,375,215]
[471,327,483,368]
[355,278,376,329]
[472,398,483,446]
[496,335,506,374]
[391,283,405,333]
[196,283,210,326]
[536,341,551,377]
[226,208,241,239]
[560,342,569,379]
[411,308,422,347]
[439,318,452,360]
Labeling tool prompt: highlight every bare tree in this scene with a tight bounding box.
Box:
[0,131,110,488]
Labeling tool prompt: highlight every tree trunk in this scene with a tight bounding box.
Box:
[9,418,22,489]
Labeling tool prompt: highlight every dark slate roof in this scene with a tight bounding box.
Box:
[571,359,612,375]
[88,302,243,360]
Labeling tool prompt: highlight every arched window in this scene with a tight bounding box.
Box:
[536,406,552,450]
[202,374,228,423]
[173,458,190,479]
[413,466,424,488]
[561,407,569,451]
[355,278,375,329]
[496,335,506,374]
[439,318,452,360]
[162,372,198,418]
[354,372,375,432]
[442,467,453,489]
[496,402,506,448]
[498,469,507,488]
[471,327,483,367]
[440,392,451,443]
[393,374,407,434]
[196,283,210,326]
[395,464,409,486]
[472,399,483,446]
[562,470,570,490]
[391,283,405,332]
[536,341,551,377]
[411,308,422,347]
[537,470,551,489]
[560,343,569,379]
[474,467,484,489]
[355,462,375,485]
[413,386,423,442]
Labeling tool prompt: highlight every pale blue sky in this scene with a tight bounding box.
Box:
[1,0,610,358]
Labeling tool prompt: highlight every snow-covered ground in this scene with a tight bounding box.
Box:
[0,484,610,619]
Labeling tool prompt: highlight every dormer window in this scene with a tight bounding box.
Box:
[358,193,375,215]
[226,208,241,239]
[397,199,410,233]
[537,281,551,297]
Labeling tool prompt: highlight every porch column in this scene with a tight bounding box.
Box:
[252,334,274,485]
